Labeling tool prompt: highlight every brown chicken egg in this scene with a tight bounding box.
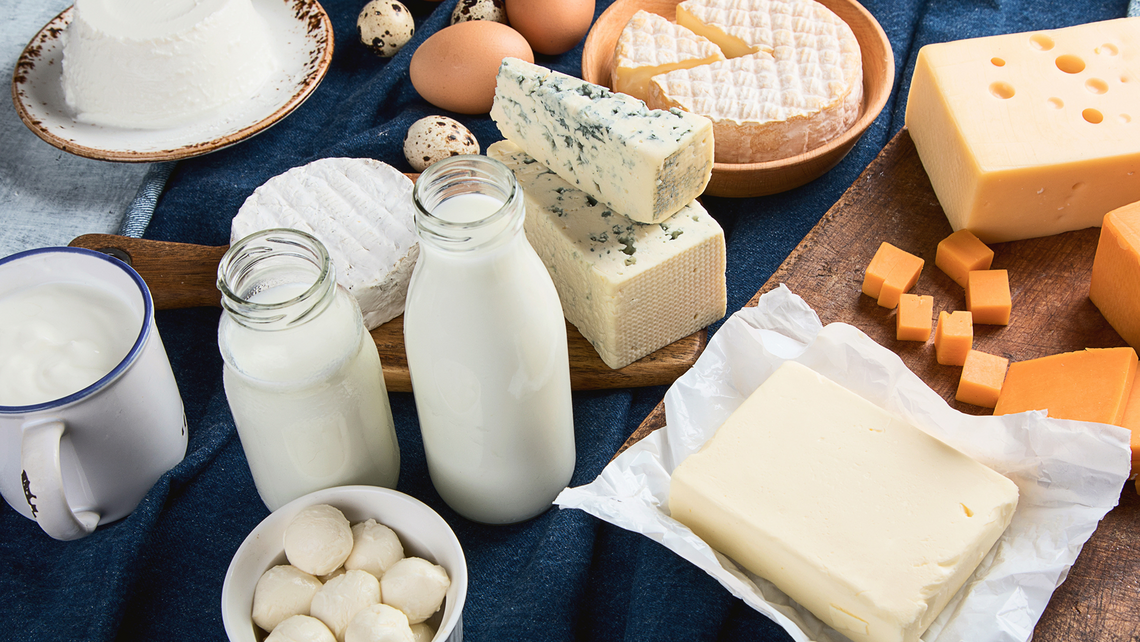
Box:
[409,21,534,114]
[506,0,595,56]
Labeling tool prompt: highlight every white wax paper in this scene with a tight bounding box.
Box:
[555,285,1132,642]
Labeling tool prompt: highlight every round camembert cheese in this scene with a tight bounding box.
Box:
[61,0,278,129]
[611,11,726,105]
[231,158,419,330]
[614,0,862,163]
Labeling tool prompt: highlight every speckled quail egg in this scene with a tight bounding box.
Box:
[403,116,480,172]
[358,0,415,58]
[450,0,507,25]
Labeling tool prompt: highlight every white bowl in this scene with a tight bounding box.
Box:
[221,485,467,642]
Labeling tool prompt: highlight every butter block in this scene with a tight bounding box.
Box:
[488,140,727,369]
[670,361,1019,642]
[994,347,1138,425]
[906,18,1140,243]
[1090,201,1140,351]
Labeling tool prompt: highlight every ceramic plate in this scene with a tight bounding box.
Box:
[10,0,334,162]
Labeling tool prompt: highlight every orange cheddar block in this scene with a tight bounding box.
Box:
[934,310,973,366]
[896,293,934,341]
[863,242,918,299]
[966,270,1010,325]
[877,251,924,309]
[1089,201,1140,352]
[994,347,1139,425]
[955,350,1008,408]
[936,230,994,288]
[1121,372,1140,478]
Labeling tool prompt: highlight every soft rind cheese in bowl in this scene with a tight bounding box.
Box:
[669,361,1019,642]
[61,0,277,129]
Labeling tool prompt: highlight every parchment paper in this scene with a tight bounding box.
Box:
[556,285,1132,642]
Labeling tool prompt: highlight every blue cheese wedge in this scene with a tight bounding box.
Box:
[489,58,714,225]
[670,361,1020,642]
[230,158,418,330]
[488,140,727,369]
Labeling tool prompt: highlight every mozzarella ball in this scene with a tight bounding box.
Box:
[311,569,383,642]
[344,603,415,642]
[409,622,435,642]
[344,519,405,578]
[358,0,415,57]
[266,615,337,642]
[450,0,507,25]
[379,557,450,625]
[285,504,354,576]
[320,567,347,583]
[403,116,480,172]
[252,565,324,632]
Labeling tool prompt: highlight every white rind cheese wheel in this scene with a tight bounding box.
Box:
[231,158,419,330]
[611,10,726,104]
[627,0,862,163]
[61,0,277,129]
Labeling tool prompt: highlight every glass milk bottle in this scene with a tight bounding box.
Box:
[405,155,576,524]
[217,228,400,511]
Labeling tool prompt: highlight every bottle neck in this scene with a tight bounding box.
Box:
[216,228,337,330]
[412,155,525,254]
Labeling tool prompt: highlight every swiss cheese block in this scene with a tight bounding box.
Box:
[488,141,727,369]
[612,11,726,104]
[648,0,863,163]
[670,361,1019,642]
[1089,201,1140,351]
[906,18,1140,243]
[994,347,1138,425]
[490,58,714,225]
[231,158,418,330]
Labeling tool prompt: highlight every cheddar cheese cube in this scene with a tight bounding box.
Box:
[966,270,1010,325]
[1120,372,1140,478]
[896,293,934,341]
[956,350,1009,408]
[863,242,920,299]
[936,230,994,288]
[934,310,973,366]
[1089,201,1140,351]
[994,347,1138,425]
[906,18,1140,243]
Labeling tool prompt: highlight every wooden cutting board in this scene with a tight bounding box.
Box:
[66,234,705,392]
[622,128,1139,640]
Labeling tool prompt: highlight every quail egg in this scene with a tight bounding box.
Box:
[450,0,508,25]
[403,116,480,172]
[358,0,415,57]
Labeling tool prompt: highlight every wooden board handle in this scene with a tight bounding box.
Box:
[68,233,705,391]
[70,234,227,309]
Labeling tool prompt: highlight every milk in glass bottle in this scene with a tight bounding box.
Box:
[404,155,576,524]
[217,229,400,511]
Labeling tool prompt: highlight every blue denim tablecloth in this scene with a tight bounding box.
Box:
[0,1,1129,640]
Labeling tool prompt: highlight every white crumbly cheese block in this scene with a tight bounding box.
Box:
[61,0,277,129]
[670,361,1020,642]
[232,158,418,330]
[488,140,727,369]
[906,18,1140,243]
[644,0,862,163]
[612,10,726,104]
[489,58,714,225]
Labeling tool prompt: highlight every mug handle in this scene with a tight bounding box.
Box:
[21,419,100,540]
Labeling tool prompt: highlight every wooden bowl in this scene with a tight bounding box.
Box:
[581,0,894,198]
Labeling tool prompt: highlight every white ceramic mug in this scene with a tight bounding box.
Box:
[0,247,187,540]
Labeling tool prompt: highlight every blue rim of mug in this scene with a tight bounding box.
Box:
[0,247,154,414]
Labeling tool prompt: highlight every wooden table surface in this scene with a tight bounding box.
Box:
[622,128,1140,640]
